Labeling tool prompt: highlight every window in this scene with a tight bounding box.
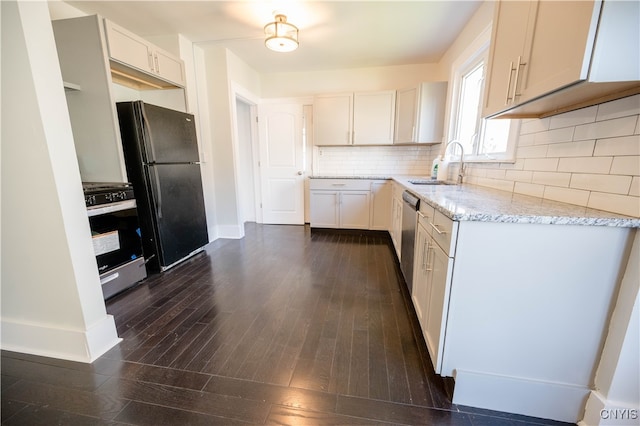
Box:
[447,43,519,162]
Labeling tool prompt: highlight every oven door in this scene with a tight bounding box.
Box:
[87,200,144,275]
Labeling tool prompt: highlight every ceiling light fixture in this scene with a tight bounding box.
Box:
[264,13,299,53]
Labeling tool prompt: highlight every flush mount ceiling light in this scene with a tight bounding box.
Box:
[264,13,299,52]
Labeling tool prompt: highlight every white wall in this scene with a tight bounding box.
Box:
[261,63,441,98]
[1,0,119,362]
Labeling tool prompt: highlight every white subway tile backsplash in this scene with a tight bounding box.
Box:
[514,182,545,198]
[593,135,640,157]
[532,171,572,187]
[546,140,595,158]
[517,145,548,159]
[523,158,559,172]
[630,177,639,197]
[533,127,575,145]
[573,116,637,141]
[485,169,507,179]
[570,173,632,195]
[517,133,535,147]
[596,94,640,121]
[587,192,640,217]
[610,156,640,176]
[549,105,597,130]
[475,177,515,192]
[557,156,613,174]
[543,186,590,207]
[505,170,533,182]
[520,118,551,135]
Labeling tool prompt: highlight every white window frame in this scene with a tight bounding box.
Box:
[444,26,520,163]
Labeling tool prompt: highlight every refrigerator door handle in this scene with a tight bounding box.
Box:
[149,165,163,219]
[138,102,157,163]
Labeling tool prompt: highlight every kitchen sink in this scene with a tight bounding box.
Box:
[408,179,455,185]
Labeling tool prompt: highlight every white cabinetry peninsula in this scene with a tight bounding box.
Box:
[313,91,396,146]
[52,15,187,183]
[394,82,447,144]
[484,0,640,118]
[397,179,638,423]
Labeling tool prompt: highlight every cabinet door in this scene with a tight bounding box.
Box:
[519,0,597,103]
[310,191,340,228]
[370,181,391,230]
[482,0,535,117]
[394,87,418,143]
[104,20,154,74]
[412,223,430,330]
[391,197,403,258]
[313,94,353,145]
[353,91,396,145]
[154,48,186,86]
[340,191,371,229]
[425,240,454,374]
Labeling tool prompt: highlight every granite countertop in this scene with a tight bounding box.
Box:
[392,176,640,228]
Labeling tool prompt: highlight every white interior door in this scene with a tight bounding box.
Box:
[258,103,304,224]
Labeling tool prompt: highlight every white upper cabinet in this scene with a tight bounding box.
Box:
[313,91,396,145]
[104,20,185,87]
[394,82,447,144]
[353,91,396,145]
[484,0,640,118]
[313,94,353,146]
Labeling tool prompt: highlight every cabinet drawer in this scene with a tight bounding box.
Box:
[309,179,371,191]
[430,210,457,256]
[417,202,435,236]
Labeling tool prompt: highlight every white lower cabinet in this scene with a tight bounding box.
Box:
[390,181,404,258]
[370,181,391,230]
[411,202,455,374]
[309,179,371,229]
[337,191,371,229]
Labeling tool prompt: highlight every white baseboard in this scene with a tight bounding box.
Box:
[215,224,244,239]
[1,314,121,363]
[453,369,590,423]
[580,390,640,426]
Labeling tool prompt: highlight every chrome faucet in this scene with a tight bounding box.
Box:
[445,140,465,184]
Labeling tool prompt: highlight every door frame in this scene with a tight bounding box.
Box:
[230,82,261,233]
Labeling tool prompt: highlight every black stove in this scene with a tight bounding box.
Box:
[82,182,135,207]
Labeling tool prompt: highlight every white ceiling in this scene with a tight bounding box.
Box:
[64,1,483,74]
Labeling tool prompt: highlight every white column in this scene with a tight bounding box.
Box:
[1,0,120,362]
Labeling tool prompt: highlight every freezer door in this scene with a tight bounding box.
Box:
[139,102,200,163]
[147,163,208,268]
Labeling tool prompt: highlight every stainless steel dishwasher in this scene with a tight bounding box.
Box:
[400,190,420,294]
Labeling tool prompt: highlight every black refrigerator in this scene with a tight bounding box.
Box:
[116,101,208,273]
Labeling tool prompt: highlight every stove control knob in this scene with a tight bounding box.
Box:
[86,195,96,206]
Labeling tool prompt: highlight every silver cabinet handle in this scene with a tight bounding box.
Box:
[425,242,433,272]
[297,171,303,175]
[512,55,526,100]
[331,183,346,186]
[148,52,154,72]
[430,222,445,235]
[154,53,159,73]
[505,60,515,105]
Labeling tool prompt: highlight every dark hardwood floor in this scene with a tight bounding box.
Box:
[2,224,573,425]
